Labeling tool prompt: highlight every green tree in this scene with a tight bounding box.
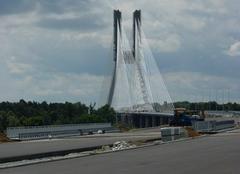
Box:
[0,111,7,132]
[7,111,20,127]
[95,105,116,123]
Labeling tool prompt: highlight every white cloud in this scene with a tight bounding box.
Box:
[0,0,240,103]
[148,34,181,53]
[0,71,105,103]
[28,73,103,103]
[164,71,240,102]
[227,41,240,56]
[60,32,111,48]
[30,73,104,100]
[6,56,33,75]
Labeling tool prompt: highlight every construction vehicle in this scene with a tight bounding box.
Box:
[169,108,204,127]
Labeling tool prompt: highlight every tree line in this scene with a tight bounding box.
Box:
[0,100,115,132]
[1,100,239,132]
[174,101,240,111]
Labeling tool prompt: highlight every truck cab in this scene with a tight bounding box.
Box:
[170,108,203,126]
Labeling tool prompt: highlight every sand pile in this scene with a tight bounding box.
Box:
[185,127,201,137]
[0,133,10,143]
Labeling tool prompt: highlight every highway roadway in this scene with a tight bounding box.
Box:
[2,129,240,174]
[0,127,161,161]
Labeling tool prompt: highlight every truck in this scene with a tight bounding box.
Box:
[169,108,204,127]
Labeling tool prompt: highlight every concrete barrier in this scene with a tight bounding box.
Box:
[160,127,187,142]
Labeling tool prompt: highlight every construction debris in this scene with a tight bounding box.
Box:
[101,145,111,151]
[112,141,136,151]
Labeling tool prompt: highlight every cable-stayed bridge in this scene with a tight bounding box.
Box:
[107,10,174,127]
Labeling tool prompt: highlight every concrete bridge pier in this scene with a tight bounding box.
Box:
[127,115,135,126]
[155,117,160,126]
[152,116,157,127]
[145,117,149,127]
[116,112,173,128]
[139,116,143,128]
[160,117,164,125]
[141,116,146,128]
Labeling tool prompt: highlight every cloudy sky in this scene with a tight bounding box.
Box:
[0,0,240,105]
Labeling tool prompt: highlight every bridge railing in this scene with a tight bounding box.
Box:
[6,123,112,140]
[192,120,235,132]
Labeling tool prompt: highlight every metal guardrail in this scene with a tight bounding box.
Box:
[7,123,112,140]
[7,123,110,130]
[214,120,235,131]
[192,120,235,132]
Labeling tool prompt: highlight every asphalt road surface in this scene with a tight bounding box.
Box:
[0,127,161,160]
[2,129,240,174]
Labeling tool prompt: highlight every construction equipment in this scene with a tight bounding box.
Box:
[169,108,204,127]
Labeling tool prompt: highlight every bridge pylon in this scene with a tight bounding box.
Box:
[107,10,174,114]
